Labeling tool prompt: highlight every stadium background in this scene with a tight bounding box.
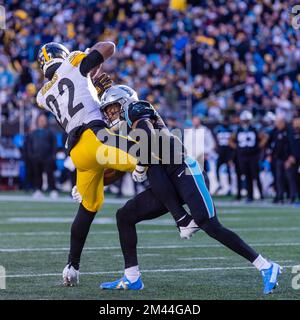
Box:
[0,0,300,300]
[0,0,300,200]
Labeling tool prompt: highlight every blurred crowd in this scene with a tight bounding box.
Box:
[1,0,300,203]
[1,0,300,130]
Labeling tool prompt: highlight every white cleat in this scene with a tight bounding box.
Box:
[50,190,59,199]
[32,190,44,199]
[178,219,201,239]
[62,264,79,286]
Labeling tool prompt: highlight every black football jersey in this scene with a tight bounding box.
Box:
[236,125,259,156]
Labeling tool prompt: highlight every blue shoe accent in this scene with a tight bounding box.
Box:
[261,262,282,294]
[100,275,144,290]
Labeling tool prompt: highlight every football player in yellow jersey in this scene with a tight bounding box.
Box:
[36,41,139,285]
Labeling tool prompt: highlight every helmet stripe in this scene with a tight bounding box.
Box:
[42,46,50,61]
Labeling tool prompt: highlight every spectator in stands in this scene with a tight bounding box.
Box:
[25,113,57,199]
[214,115,234,195]
[268,116,298,204]
[291,118,300,200]
[229,111,267,202]
[184,115,215,174]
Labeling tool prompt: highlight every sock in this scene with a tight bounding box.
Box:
[252,254,271,271]
[125,265,140,283]
[68,204,96,270]
[176,214,192,227]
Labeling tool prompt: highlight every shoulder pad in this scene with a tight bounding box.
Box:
[68,51,87,67]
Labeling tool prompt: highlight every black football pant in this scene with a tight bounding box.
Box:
[216,150,232,187]
[32,159,56,191]
[238,154,263,200]
[233,154,242,199]
[275,159,298,200]
[116,159,258,268]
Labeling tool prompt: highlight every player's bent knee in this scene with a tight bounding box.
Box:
[116,205,137,225]
[116,207,129,225]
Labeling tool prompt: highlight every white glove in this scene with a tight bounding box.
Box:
[71,186,82,203]
[132,165,148,183]
[62,264,79,286]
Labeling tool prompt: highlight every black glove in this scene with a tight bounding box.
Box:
[93,73,113,98]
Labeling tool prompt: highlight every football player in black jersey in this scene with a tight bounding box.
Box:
[82,84,281,294]
[229,111,268,202]
[213,116,234,195]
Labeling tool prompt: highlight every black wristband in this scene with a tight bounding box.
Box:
[80,50,104,76]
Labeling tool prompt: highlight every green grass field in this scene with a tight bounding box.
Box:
[0,194,299,300]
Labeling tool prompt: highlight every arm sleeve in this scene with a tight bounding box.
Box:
[79,50,104,77]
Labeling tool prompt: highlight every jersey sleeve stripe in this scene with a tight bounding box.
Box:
[70,53,87,67]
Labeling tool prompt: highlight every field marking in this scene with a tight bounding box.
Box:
[0,195,125,204]
[1,226,300,237]
[2,214,298,225]
[114,253,161,258]
[178,257,227,261]
[178,257,294,263]
[1,264,295,279]
[1,242,300,253]
[0,194,299,210]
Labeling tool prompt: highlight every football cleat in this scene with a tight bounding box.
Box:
[62,264,79,286]
[178,219,201,239]
[261,262,282,294]
[100,275,144,290]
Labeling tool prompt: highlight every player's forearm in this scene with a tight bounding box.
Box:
[90,41,115,61]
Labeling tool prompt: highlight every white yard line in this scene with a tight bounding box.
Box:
[1,214,295,225]
[0,194,299,210]
[178,257,227,261]
[1,242,300,253]
[1,226,300,237]
[0,195,125,204]
[1,264,295,279]
[178,257,294,263]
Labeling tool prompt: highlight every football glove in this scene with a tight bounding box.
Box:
[71,186,82,204]
[132,165,148,183]
[93,73,113,98]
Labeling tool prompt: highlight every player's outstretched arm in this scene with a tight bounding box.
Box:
[80,41,116,77]
[90,41,115,61]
